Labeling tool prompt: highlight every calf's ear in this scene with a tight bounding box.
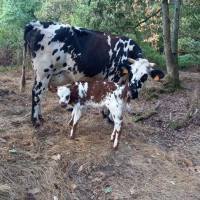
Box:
[150,69,165,81]
[48,85,57,93]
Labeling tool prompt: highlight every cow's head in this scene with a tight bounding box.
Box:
[57,86,71,108]
[124,58,164,99]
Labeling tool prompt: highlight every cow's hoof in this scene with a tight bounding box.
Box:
[33,121,41,128]
[69,134,75,139]
[39,115,45,123]
[112,143,119,150]
[32,118,43,128]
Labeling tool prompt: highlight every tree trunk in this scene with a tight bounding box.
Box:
[162,0,180,86]
[171,0,181,65]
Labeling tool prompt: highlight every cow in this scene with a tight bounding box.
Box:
[57,58,162,148]
[21,20,164,126]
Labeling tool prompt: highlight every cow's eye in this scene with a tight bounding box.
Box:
[141,74,148,82]
[65,95,69,100]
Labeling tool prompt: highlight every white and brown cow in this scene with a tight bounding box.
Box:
[21,21,164,126]
[57,81,129,149]
[57,58,161,148]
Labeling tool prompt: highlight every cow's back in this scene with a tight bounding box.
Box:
[24,21,143,83]
[71,29,111,76]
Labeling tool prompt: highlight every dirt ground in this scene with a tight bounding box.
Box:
[0,68,200,200]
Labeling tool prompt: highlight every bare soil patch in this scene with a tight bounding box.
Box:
[0,68,200,200]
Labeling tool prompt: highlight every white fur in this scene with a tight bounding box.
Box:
[78,82,88,98]
[57,86,71,105]
[107,36,111,46]
[130,58,151,83]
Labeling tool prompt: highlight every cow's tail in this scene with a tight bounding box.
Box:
[20,41,27,92]
[20,22,32,92]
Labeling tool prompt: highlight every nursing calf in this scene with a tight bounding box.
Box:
[57,81,131,149]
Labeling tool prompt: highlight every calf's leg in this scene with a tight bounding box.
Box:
[69,103,82,139]
[108,106,123,149]
[111,119,122,149]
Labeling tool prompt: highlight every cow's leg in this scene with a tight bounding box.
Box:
[32,70,52,126]
[108,106,123,149]
[69,103,82,139]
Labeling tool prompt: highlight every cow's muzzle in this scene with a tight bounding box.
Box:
[129,84,138,99]
[60,102,68,108]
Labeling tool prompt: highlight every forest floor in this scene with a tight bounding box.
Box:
[0,67,200,200]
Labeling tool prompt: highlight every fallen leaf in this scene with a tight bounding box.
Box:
[71,183,77,190]
[53,196,58,200]
[0,138,7,143]
[78,165,83,173]
[28,188,40,195]
[9,149,17,154]
[104,186,112,194]
[51,154,61,161]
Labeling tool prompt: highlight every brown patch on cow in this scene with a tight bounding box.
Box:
[69,81,118,104]
[69,84,79,104]
[86,81,117,102]
[68,81,131,105]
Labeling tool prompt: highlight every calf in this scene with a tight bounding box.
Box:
[57,58,164,148]
[57,81,131,149]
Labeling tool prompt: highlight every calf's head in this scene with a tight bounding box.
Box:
[124,58,164,99]
[57,86,71,108]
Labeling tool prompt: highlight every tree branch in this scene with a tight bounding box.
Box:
[134,8,161,29]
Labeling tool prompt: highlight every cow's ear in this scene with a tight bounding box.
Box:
[150,69,165,81]
[121,67,129,76]
[119,63,131,76]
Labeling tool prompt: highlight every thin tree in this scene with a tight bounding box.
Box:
[162,0,181,86]
[171,0,181,65]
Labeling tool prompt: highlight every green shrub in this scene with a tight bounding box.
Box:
[140,42,165,68]
[179,54,200,69]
